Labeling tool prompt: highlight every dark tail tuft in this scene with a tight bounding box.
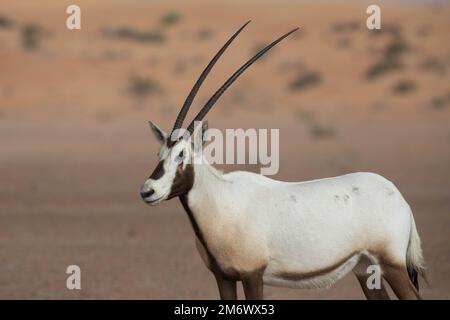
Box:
[407,266,419,291]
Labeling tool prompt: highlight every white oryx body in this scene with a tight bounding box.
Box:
[183,158,419,290]
[140,22,425,299]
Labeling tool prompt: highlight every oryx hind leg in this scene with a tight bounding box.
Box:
[353,254,390,300]
[380,262,421,300]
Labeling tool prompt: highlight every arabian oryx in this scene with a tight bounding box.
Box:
[140,22,426,300]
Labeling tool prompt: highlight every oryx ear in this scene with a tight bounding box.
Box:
[192,120,208,153]
[148,121,167,145]
[201,121,208,143]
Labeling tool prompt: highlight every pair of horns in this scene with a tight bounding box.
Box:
[170,21,299,141]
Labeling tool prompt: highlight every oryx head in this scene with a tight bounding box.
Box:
[140,21,298,204]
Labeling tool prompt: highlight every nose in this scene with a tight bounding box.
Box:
[140,189,155,200]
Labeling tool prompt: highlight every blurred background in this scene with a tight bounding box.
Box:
[0,0,449,299]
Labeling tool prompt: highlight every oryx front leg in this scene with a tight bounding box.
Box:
[195,239,238,300]
[214,273,237,300]
[242,269,264,300]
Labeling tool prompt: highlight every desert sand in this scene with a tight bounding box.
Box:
[0,0,449,299]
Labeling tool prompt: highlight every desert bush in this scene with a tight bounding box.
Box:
[174,60,187,75]
[430,95,449,109]
[385,35,409,60]
[393,80,416,95]
[96,111,113,123]
[160,11,182,27]
[0,15,14,29]
[102,27,165,44]
[289,71,321,91]
[365,34,409,80]
[295,110,314,124]
[416,24,432,37]
[336,37,351,48]
[420,57,447,76]
[21,24,43,51]
[366,59,403,79]
[127,76,161,100]
[309,123,336,139]
[295,110,336,140]
[331,21,360,33]
[231,91,248,105]
[369,24,401,37]
[197,28,212,40]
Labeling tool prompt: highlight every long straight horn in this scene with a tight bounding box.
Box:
[187,27,299,133]
[170,20,251,138]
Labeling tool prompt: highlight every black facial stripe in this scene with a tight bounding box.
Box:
[149,160,165,180]
[167,163,194,200]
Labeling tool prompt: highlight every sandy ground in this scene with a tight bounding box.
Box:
[0,0,449,299]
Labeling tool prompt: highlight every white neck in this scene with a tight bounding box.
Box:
[184,157,229,239]
[189,157,225,203]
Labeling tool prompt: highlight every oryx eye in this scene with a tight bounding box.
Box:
[176,150,184,162]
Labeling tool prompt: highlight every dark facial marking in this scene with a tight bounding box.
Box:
[149,160,165,180]
[167,163,194,199]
